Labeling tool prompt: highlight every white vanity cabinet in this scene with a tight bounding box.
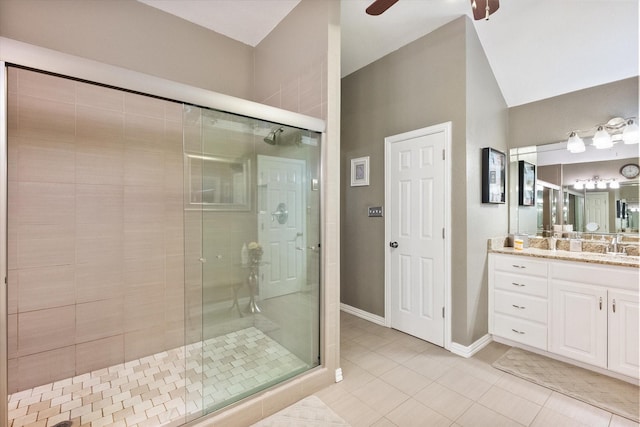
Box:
[489,252,640,380]
[488,254,549,350]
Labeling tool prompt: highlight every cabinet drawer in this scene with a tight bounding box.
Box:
[494,271,548,298]
[493,255,548,277]
[493,314,547,350]
[494,290,547,324]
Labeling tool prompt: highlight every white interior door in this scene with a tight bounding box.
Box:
[585,192,609,232]
[385,124,449,347]
[257,155,306,299]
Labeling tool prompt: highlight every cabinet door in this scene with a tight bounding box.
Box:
[550,281,607,368]
[608,289,640,379]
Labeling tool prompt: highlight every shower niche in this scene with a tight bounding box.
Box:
[4,66,322,426]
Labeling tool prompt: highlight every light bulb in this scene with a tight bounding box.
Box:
[597,180,607,189]
[623,119,639,144]
[609,180,620,189]
[566,132,585,153]
[574,181,584,190]
[585,180,596,190]
[593,126,613,149]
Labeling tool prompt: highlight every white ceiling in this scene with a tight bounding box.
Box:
[139,0,639,107]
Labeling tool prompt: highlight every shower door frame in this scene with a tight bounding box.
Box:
[0,36,328,427]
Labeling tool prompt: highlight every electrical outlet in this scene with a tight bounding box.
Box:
[368,206,383,217]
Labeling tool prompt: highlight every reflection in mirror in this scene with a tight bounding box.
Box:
[510,140,639,237]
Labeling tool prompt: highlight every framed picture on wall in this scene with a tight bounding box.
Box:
[518,160,536,206]
[481,147,506,204]
[350,156,370,186]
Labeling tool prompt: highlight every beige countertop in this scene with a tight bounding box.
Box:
[490,247,640,268]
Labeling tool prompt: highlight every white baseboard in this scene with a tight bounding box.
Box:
[449,334,492,358]
[340,303,386,326]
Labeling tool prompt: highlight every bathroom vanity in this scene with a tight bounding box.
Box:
[488,247,639,382]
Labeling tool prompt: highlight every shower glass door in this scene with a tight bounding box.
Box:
[182,105,321,415]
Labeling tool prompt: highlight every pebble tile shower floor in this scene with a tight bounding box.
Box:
[7,327,308,427]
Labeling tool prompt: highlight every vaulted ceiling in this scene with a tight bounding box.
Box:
[139,0,638,107]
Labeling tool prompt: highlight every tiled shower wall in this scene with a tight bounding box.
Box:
[6,68,188,393]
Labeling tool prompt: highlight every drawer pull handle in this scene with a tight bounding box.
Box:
[511,282,525,287]
[512,264,526,269]
[512,304,525,310]
[511,329,525,335]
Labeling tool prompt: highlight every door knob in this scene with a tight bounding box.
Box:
[389,241,398,248]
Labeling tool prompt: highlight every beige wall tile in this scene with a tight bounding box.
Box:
[18,346,76,391]
[76,82,124,112]
[124,93,166,119]
[125,114,165,148]
[124,257,165,290]
[76,335,125,375]
[76,139,124,185]
[124,185,164,226]
[18,306,76,356]
[17,223,75,269]
[8,358,18,394]
[76,298,124,344]
[124,284,164,333]
[18,96,75,142]
[8,314,17,359]
[17,182,75,225]
[123,230,165,261]
[75,259,124,304]
[124,327,165,362]
[124,148,165,187]
[18,265,75,312]
[18,138,75,184]
[18,69,75,103]
[76,184,124,225]
[280,79,300,113]
[77,105,124,143]
[7,269,17,314]
[165,103,183,122]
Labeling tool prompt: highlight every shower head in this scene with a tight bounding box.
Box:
[263,127,284,145]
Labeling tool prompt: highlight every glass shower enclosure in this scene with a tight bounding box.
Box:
[3,65,321,426]
[183,105,322,416]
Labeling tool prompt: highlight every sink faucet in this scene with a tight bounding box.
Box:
[611,234,622,253]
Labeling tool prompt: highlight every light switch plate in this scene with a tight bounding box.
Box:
[368,206,383,217]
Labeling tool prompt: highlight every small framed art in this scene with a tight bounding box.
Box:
[351,156,370,187]
[481,147,505,204]
[518,160,536,206]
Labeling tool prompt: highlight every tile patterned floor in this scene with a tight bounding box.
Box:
[313,312,640,427]
[8,327,308,427]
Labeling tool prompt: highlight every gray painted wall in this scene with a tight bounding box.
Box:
[0,0,254,99]
[340,17,508,346]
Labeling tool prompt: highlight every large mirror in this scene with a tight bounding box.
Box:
[510,140,639,237]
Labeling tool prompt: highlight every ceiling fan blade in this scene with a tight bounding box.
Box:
[471,0,499,20]
[366,0,399,16]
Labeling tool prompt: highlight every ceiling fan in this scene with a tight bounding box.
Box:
[366,0,500,21]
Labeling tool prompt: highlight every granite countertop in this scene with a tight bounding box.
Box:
[489,246,640,268]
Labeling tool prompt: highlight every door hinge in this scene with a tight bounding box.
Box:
[442,228,445,239]
[442,149,445,160]
[442,307,445,318]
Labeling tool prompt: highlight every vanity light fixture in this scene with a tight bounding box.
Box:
[592,125,613,149]
[573,177,622,190]
[566,117,637,152]
[566,132,585,153]
[622,119,639,144]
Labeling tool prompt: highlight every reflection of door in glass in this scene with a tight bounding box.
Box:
[586,192,609,233]
[257,155,306,299]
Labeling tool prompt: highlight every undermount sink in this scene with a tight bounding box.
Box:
[606,251,628,256]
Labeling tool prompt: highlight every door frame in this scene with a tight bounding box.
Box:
[384,122,452,350]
